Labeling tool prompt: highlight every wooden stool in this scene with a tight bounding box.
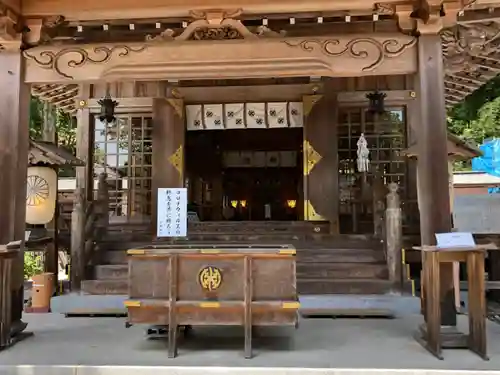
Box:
[413,244,495,360]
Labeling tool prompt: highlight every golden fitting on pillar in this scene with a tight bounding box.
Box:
[409,91,416,98]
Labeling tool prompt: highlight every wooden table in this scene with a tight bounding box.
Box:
[413,244,496,360]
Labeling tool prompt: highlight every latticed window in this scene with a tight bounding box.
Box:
[338,106,408,233]
[93,114,153,218]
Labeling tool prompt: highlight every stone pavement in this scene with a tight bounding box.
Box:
[1,313,500,374]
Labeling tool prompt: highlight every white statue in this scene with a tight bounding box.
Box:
[356,133,370,172]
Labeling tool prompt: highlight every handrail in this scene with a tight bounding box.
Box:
[70,172,109,291]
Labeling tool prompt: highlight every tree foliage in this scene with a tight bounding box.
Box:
[448,76,500,145]
[30,97,77,176]
[24,252,43,280]
[447,76,500,170]
[30,97,76,155]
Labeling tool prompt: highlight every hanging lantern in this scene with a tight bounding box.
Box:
[366,90,387,114]
[239,200,247,208]
[98,91,119,124]
[26,166,57,225]
[286,199,297,208]
[356,133,370,173]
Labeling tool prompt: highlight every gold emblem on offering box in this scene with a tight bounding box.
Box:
[198,266,223,291]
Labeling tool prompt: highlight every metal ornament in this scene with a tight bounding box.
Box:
[98,91,119,124]
[198,266,223,291]
[366,90,387,114]
[357,133,370,173]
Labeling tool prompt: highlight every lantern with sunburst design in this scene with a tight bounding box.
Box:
[26,166,58,225]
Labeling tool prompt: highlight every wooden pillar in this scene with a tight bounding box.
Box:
[302,79,339,233]
[152,86,185,235]
[0,52,30,330]
[416,34,456,326]
[42,102,59,287]
[76,85,93,198]
[71,85,92,291]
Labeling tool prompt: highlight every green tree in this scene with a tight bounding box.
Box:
[24,252,43,280]
[30,96,77,176]
[447,76,500,170]
[30,97,76,154]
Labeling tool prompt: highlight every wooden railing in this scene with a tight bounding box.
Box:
[70,173,109,291]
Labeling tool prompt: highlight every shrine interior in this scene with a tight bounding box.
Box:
[185,128,303,221]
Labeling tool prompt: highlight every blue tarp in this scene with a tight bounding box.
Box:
[472,138,500,178]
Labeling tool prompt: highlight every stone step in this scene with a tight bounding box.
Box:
[297,248,385,263]
[81,279,128,295]
[297,279,395,295]
[100,235,379,251]
[104,247,384,265]
[82,278,402,296]
[296,263,388,279]
[95,265,128,280]
[50,293,420,316]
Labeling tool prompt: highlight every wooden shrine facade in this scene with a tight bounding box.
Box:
[1,0,500,332]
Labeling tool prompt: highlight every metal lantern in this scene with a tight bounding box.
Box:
[25,166,58,225]
[366,90,387,114]
[98,91,119,124]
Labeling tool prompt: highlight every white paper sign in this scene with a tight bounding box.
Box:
[157,188,187,238]
[435,232,476,248]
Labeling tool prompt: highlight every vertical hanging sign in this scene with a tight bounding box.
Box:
[157,188,188,238]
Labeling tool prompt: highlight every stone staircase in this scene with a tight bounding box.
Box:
[52,222,418,316]
[80,233,395,296]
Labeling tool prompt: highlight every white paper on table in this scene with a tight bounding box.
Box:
[157,188,187,238]
[435,232,476,248]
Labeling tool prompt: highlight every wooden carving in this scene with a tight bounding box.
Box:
[146,9,285,42]
[284,37,417,72]
[0,5,21,51]
[23,45,147,79]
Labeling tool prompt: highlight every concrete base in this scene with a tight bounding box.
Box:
[2,366,500,375]
[2,314,500,371]
[50,294,421,317]
[50,294,128,315]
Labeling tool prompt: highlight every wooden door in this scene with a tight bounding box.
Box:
[303,91,339,233]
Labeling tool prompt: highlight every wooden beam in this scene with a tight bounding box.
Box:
[444,79,480,91]
[447,73,489,86]
[20,0,403,21]
[444,86,472,96]
[458,7,500,24]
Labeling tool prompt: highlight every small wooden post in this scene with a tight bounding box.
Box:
[0,248,14,348]
[385,182,403,293]
[372,169,386,240]
[42,102,59,289]
[93,173,109,263]
[70,187,85,291]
